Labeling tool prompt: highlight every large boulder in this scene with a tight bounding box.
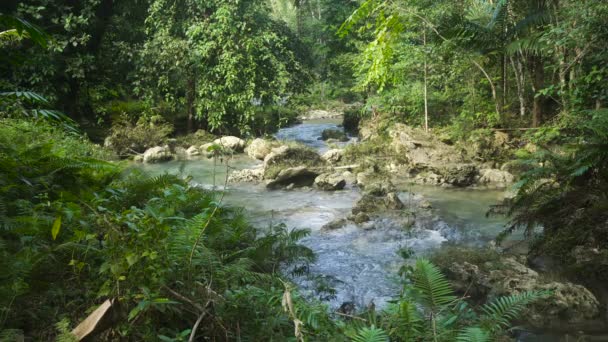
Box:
[186,145,200,157]
[321,149,343,164]
[477,168,515,187]
[266,166,320,189]
[263,145,325,180]
[142,146,173,163]
[446,257,601,331]
[437,164,478,187]
[314,172,346,191]
[246,138,273,160]
[213,136,246,152]
[529,282,600,330]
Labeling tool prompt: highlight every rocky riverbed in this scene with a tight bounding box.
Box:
[135,118,606,339]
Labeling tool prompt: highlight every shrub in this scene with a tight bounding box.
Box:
[105,115,173,157]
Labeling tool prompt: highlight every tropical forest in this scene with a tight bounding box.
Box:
[1,0,607,341]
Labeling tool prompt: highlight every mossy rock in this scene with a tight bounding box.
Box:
[263,145,325,180]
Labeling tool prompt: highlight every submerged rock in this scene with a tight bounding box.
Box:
[320,128,348,142]
[142,146,173,163]
[314,172,346,191]
[322,218,348,231]
[228,168,264,183]
[213,136,246,152]
[246,138,273,160]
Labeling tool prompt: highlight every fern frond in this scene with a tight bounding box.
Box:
[456,327,490,342]
[411,259,456,312]
[479,290,549,332]
[351,325,389,342]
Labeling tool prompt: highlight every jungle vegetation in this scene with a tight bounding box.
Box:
[1,0,607,340]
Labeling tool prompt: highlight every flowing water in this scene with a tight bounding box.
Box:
[138,119,508,310]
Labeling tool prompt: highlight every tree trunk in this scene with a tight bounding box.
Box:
[510,55,526,117]
[186,75,196,133]
[531,56,545,127]
[423,28,429,132]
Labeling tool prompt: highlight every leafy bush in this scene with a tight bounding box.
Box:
[105,115,173,157]
[249,105,300,137]
[500,110,608,274]
[0,119,315,340]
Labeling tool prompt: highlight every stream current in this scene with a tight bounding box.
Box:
[139,118,509,311]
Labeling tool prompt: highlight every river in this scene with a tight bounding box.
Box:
[138,118,513,310]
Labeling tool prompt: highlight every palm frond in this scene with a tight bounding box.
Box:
[479,290,549,332]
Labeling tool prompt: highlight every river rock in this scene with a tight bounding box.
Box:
[352,212,370,224]
[263,145,324,180]
[320,128,348,142]
[245,138,273,160]
[446,257,601,331]
[213,136,246,152]
[266,166,320,189]
[314,172,346,191]
[142,146,174,163]
[419,200,433,209]
[228,168,263,183]
[477,168,514,187]
[321,149,343,164]
[437,164,478,187]
[384,192,404,210]
[199,143,215,158]
[529,282,600,330]
[186,145,200,157]
[322,218,348,231]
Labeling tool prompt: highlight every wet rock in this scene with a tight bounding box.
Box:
[186,145,200,156]
[341,171,356,186]
[338,301,356,315]
[321,148,343,164]
[437,164,478,187]
[320,128,348,142]
[266,166,320,189]
[263,145,324,180]
[352,212,370,224]
[133,154,143,162]
[199,143,214,158]
[352,192,404,214]
[352,194,382,214]
[213,136,246,152]
[384,192,404,210]
[362,179,396,196]
[245,138,273,160]
[419,200,433,209]
[228,168,263,183]
[322,218,348,231]
[142,146,174,163]
[314,172,346,191]
[477,168,514,187]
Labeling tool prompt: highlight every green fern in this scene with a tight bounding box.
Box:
[411,259,457,312]
[479,290,549,332]
[456,327,490,342]
[351,325,389,342]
